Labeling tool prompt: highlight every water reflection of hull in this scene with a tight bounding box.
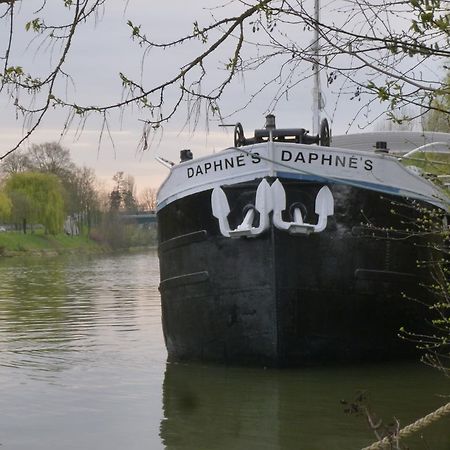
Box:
[160,363,335,450]
[158,180,435,367]
[160,363,450,450]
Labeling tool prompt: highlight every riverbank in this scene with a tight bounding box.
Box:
[0,231,105,257]
[0,230,156,257]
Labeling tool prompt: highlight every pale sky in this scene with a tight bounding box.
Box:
[0,0,446,193]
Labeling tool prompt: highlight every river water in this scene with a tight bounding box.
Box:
[0,251,448,450]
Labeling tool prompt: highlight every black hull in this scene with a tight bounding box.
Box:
[158,179,436,367]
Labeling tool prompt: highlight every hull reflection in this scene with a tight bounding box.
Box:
[160,362,450,450]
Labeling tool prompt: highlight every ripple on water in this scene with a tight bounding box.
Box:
[0,252,165,375]
[1,251,449,450]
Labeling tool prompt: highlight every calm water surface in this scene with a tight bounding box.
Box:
[0,251,449,450]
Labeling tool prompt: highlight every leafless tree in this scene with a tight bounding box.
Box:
[26,142,76,177]
[139,187,158,212]
[0,149,29,175]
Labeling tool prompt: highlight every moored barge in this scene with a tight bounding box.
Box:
[157,117,449,366]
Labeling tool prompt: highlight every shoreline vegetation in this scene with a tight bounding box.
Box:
[0,143,160,258]
[0,226,157,257]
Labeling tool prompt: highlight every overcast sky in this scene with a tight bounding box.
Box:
[0,0,445,193]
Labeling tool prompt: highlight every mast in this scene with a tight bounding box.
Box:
[312,0,322,135]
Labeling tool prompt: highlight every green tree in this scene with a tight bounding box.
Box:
[2,142,101,232]
[424,71,450,132]
[5,172,65,234]
[0,190,11,221]
[7,190,32,233]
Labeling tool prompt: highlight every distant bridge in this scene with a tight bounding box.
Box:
[119,211,157,225]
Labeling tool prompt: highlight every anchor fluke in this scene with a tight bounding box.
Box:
[272,179,314,234]
[211,187,232,237]
[314,186,334,232]
[253,178,272,232]
[272,179,291,231]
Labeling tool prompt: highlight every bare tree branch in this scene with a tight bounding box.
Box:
[0,0,448,155]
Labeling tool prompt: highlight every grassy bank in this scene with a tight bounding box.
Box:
[0,220,159,257]
[0,221,158,257]
[403,152,449,177]
[0,230,107,257]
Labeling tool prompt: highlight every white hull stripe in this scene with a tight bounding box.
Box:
[157,171,445,211]
[157,143,449,212]
[276,171,404,195]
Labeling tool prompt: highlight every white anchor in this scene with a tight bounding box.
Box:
[271,179,334,235]
[211,179,272,238]
[211,178,334,237]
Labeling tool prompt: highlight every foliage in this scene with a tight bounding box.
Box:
[1,142,102,231]
[400,151,450,200]
[363,195,450,377]
[109,171,138,212]
[4,172,65,235]
[352,199,450,445]
[109,188,122,212]
[6,189,33,232]
[1,141,155,244]
[424,71,450,132]
[89,214,156,250]
[63,166,100,232]
[0,190,11,221]
[0,0,449,155]
[399,204,450,377]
